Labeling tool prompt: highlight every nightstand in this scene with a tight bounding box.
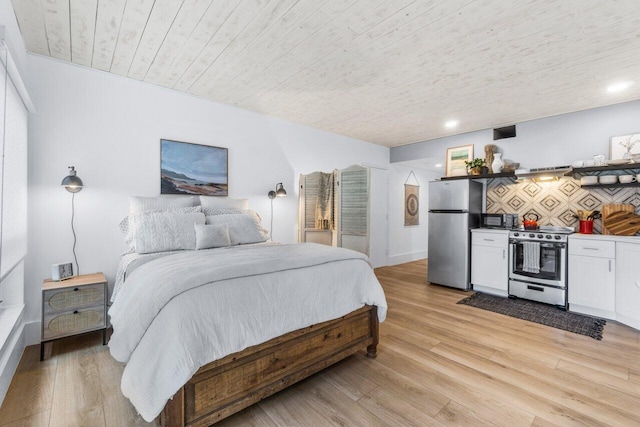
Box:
[41,272,108,361]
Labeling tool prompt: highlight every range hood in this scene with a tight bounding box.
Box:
[515,166,572,181]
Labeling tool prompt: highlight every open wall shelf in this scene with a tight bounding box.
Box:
[570,163,640,176]
[570,163,640,188]
[440,172,516,181]
[440,164,640,185]
[580,182,640,189]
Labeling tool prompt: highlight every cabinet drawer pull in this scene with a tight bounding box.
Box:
[582,247,599,251]
[503,249,506,259]
[527,285,544,292]
[73,288,79,291]
[609,260,612,272]
[73,310,78,314]
[635,281,640,290]
[483,238,495,242]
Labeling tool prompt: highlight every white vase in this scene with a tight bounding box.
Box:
[492,153,504,173]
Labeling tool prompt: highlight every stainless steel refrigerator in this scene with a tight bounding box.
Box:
[427,180,483,290]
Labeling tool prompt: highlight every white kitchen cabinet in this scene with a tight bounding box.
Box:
[568,238,616,317]
[615,242,640,330]
[471,229,508,297]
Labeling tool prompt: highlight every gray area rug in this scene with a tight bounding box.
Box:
[457,293,606,340]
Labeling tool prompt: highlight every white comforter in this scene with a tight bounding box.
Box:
[108,243,387,421]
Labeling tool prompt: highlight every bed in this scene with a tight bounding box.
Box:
[109,196,387,426]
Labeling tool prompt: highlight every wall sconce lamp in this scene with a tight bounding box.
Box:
[61,166,83,274]
[61,166,83,192]
[268,183,287,199]
[268,183,286,241]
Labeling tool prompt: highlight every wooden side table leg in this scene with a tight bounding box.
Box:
[102,328,107,345]
[40,342,45,361]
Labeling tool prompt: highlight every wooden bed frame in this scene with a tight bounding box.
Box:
[159,305,379,427]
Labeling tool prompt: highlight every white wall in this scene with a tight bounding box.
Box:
[25,55,389,329]
[387,165,440,265]
[391,99,640,168]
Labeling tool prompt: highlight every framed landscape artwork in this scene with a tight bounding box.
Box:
[445,144,474,177]
[160,139,228,196]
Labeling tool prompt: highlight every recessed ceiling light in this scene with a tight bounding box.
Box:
[445,120,459,129]
[607,81,634,94]
[434,163,443,167]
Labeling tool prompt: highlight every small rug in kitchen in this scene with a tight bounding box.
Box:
[457,293,606,340]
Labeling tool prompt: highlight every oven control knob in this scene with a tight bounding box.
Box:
[554,235,561,240]
[529,233,535,238]
[513,232,519,237]
[545,235,552,239]
[537,234,543,238]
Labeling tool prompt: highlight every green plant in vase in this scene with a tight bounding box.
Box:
[464,158,486,175]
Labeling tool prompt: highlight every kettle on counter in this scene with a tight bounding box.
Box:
[523,213,539,230]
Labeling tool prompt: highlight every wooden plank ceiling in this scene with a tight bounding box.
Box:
[10,0,640,147]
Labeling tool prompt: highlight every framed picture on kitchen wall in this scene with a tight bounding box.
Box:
[161,139,228,195]
[610,133,640,161]
[445,144,474,177]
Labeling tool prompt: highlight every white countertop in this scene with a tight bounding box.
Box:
[472,228,640,243]
[569,233,640,243]
[472,228,640,242]
[471,228,510,234]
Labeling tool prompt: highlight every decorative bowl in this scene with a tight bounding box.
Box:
[502,162,519,173]
[599,175,618,184]
[580,176,598,185]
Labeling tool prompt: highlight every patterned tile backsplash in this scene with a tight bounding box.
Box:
[486,177,640,234]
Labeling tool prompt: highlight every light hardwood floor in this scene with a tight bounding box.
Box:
[1,260,639,426]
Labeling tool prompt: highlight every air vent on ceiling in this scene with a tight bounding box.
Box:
[493,125,516,140]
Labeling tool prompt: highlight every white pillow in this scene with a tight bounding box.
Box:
[200,196,248,211]
[129,195,200,214]
[133,212,205,254]
[205,212,268,245]
[118,206,202,254]
[195,224,231,250]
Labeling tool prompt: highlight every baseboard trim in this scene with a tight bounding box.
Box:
[0,308,25,407]
[387,251,427,266]
[23,320,41,346]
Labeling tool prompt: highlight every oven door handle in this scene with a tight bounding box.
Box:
[541,242,566,249]
[509,240,565,249]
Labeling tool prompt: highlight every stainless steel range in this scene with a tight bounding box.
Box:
[508,226,574,308]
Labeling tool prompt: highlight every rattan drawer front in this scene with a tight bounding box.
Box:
[44,283,105,314]
[43,305,106,340]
